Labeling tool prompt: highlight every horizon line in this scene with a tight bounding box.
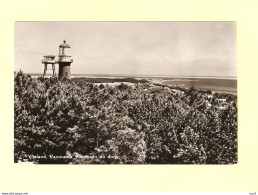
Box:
[21,72,237,79]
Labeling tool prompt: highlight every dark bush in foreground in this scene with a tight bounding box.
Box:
[14,71,237,164]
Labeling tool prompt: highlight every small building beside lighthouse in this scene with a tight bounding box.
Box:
[42,40,73,79]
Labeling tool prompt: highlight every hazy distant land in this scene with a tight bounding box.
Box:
[28,73,237,95]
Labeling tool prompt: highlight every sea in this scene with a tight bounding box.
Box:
[158,78,237,95]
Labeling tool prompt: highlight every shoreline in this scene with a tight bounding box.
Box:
[25,73,237,80]
[28,75,237,96]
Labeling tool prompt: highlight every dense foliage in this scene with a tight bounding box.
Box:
[14,71,237,164]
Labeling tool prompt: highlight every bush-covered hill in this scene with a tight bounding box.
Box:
[14,71,237,164]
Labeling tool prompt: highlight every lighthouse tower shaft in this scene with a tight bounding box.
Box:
[57,40,73,80]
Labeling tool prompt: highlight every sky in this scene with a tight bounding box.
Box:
[15,22,237,77]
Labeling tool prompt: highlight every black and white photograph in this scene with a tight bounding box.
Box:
[14,21,237,164]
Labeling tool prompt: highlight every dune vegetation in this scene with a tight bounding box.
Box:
[14,71,237,164]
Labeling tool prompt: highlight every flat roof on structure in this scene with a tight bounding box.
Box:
[43,55,56,58]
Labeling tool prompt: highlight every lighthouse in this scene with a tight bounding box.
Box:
[42,40,73,79]
[57,40,73,79]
